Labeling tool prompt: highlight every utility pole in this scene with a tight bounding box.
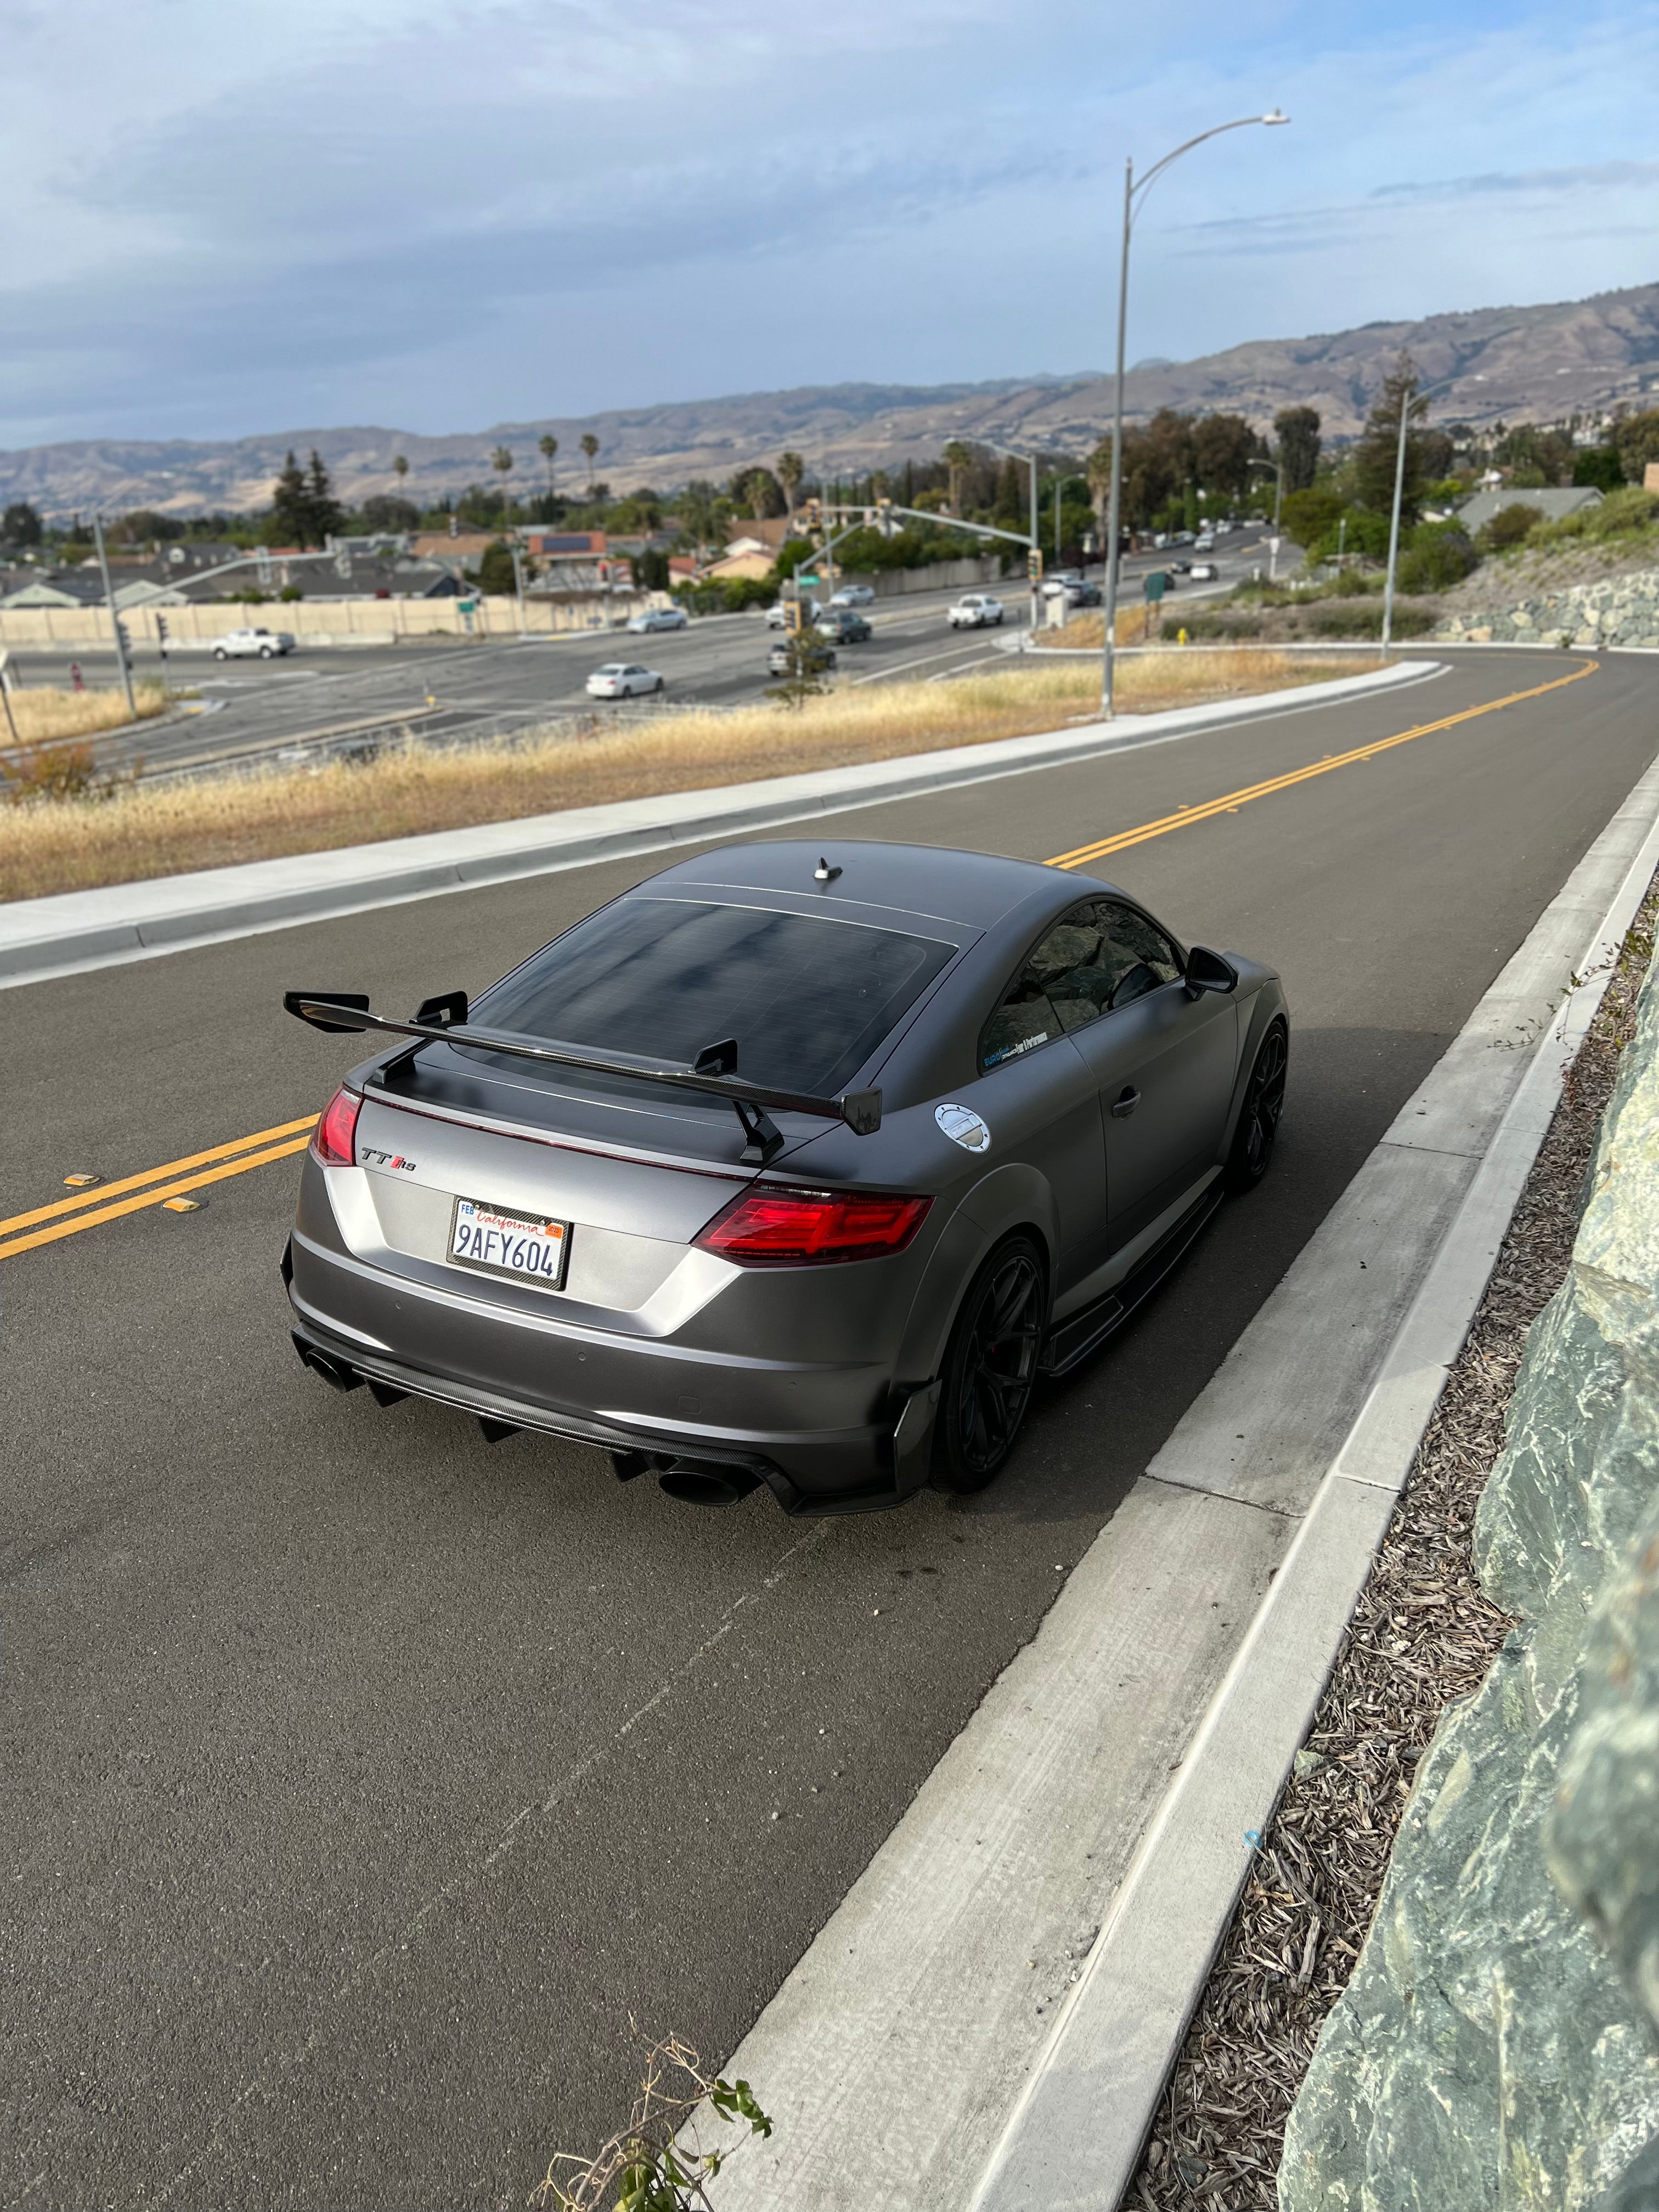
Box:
[92,514,137,721]
[510,541,528,639]
[1380,386,1413,657]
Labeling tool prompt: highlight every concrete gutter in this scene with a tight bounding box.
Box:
[0,658,1434,990]
[693,752,1659,2212]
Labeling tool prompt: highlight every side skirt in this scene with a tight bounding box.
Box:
[1039,1183,1224,1378]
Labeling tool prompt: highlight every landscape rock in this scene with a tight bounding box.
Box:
[1279,944,1659,2209]
[1437,569,1659,651]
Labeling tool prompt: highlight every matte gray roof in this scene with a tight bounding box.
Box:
[651,840,1092,929]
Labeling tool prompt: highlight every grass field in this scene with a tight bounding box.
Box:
[2,680,168,743]
[1,651,1376,902]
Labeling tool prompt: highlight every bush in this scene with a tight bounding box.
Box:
[476,540,518,594]
[1572,447,1624,494]
[1531,487,1659,550]
[1477,504,1544,553]
[1306,602,1436,640]
[1397,522,1477,594]
[1331,566,1379,597]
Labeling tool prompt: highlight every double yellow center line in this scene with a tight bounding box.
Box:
[0,1116,317,1262]
[0,657,1598,1266]
[1048,655,1597,871]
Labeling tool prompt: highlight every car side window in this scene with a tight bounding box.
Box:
[979,900,1182,1070]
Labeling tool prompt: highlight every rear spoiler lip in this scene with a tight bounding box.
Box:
[282,992,882,1138]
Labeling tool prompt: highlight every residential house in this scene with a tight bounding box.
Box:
[1455,486,1604,534]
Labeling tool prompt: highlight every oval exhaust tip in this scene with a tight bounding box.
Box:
[658,1465,760,1508]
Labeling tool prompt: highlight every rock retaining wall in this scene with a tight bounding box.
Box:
[1437,570,1659,650]
[1279,947,1659,2209]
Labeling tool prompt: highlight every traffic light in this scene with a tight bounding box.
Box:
[783,598,804,636]
[876,497,894,538]
[802,497,821,533]
[155,613,170,661]
[114,618,133,667]
[1026,548,1044,582]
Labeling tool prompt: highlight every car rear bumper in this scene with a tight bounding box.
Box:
[283,1232,936,1515]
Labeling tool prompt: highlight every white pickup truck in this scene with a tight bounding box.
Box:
[210,626,295,659]
[947,594,1005,630]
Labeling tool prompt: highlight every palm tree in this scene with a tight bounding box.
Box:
[776,450,805,520]
[942,440,972,516]
[393,453,410,492]
[580,432,600,494]
[538,433,558,499]
[490,445,514,521]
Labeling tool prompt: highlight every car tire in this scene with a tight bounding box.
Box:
[259,645,273,657]
[654,678,664,694]
[932,1234,1047,1494]
[213,648,228,661]
[1225,1019,1289,1193]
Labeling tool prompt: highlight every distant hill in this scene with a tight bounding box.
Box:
[5,283,1657,519]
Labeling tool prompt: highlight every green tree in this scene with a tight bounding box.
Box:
[941,440,972,515]
[1273,407,1322,494]
[1353,356,1429,522]
[1613,411,1659,485]
[729,466,785,521]
[2,500,43,547]
[1190,413,1257,504]
[393,453,410,494]
[359,494,420,531]
[476,540,518,594]
[538,433,558,498]
[490,444,514,515]
[304,450,344,545]
[269,450,311,544]
[1280,485,1344,549]
[1573,446,1625,494]
[1477,504,1544,552]
[580,432,600,493]
[776,450,805,519]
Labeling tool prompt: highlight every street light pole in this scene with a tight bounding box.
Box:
[1100,111,1289,718]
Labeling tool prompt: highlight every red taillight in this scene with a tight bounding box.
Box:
[312,1087,362,1166]
[697,1185,932,1267]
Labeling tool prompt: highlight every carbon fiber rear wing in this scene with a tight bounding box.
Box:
[283,990,881,1165]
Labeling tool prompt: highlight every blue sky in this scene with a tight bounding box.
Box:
[3,0,1655,447]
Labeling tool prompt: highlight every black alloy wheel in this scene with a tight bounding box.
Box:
[933,1235,1046,1493]
[1226,1020,1289,1192]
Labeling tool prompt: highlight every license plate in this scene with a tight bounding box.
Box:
[449,1198,569,1289]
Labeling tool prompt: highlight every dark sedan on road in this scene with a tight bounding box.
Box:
[283,843,1288,1513]
[816,608,872,644]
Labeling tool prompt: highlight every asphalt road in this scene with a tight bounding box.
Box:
[7,641,1630,2211]
[10,532,1272,782]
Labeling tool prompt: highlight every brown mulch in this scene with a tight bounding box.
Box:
[1125,873,1659,2209]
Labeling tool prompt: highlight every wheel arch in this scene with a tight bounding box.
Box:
[893,1164,1057,1384]
[1220,986,1290,1157]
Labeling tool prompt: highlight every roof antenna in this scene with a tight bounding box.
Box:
[814,857,842,883]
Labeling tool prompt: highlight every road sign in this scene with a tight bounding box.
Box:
[797,572,820,587]
[1143,571,1167,603]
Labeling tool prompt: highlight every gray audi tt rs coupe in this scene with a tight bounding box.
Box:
[283,840,1288,1512]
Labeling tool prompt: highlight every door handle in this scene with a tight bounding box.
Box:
[1111,1086,1141,1119]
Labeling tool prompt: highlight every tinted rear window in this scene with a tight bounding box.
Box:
[478,898,956,1097]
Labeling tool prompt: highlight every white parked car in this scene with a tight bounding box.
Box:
[586,663,665,699]
[829,584,876,607]
[1193,533,1216,553]
[1189,562,1219,582]
[627,605,689,634]
[210,626,295,660]
[948,594,1005,630]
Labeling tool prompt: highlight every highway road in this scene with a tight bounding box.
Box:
[4,634,1609,2212]
[8,531,1274,782]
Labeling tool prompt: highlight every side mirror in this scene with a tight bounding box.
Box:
[1184,945,1238,998]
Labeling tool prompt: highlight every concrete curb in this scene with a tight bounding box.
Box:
[967,760,1659,2210]
[0,657,1436,990]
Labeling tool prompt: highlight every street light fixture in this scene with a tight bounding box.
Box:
[1100,110,1290,717]
[988,440,1042,641]
[1380,370,1483,653]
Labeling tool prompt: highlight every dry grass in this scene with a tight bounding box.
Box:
[2,680,168,743]
[1125,874,1659,2208]
[0,653,1375,903]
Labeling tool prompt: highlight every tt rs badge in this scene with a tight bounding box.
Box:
[936,1103,991,1153]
